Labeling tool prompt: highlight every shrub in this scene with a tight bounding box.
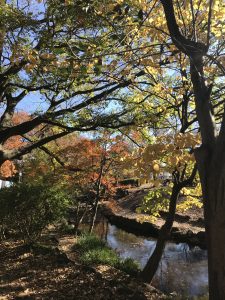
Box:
[75,233,140,276]
[81,248,119,265]
[76,233,106,251]
[0,182,71,243]
[58,221,77,235]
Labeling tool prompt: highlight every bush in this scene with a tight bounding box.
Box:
[76,233,107,251]
[117,258,140,276]
[75,233,140,276]
[58,221,77,235]
[81,248,119,265]
[0,182,71,243]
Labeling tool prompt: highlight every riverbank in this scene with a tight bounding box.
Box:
[101,187,206,248]
[0,235,169,300]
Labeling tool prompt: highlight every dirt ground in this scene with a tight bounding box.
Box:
[0,236,169,300]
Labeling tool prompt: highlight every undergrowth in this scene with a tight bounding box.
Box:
[75,233,140,276]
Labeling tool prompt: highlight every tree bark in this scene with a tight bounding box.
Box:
[206,211,225,300]
[197,150,225,299]
[140,183,181,282]
[159,0,225,296]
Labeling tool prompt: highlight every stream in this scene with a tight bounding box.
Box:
[93,219,208,298]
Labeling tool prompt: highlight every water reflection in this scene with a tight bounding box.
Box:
[105,224,208,298]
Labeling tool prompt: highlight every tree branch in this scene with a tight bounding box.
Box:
[2,131,71,161]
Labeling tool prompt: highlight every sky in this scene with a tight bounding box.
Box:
[16,92,49,114]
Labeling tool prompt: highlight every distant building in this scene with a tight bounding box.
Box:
[0,179,12,189]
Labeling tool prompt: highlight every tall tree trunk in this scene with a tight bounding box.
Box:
[159,0,225,296]
[141,183,181,282]
[198,152,225,299]
[206,211,225,300]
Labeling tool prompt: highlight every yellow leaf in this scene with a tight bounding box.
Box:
[153,163,160,172]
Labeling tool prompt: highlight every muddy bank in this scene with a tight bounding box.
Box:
[101,189,206,249]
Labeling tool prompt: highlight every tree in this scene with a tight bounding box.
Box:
[119,122,201,281]
[22,131,132,233]
[132,132,200,282]
[0,112,29,179]
[113,0,225,299]
[0,0,146,167]
[101,1,224,296]
[157,1,225,298]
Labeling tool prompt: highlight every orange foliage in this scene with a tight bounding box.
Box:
[23,132,132,194]
[0,111,29,178]
[12,111,30,125]
[0,160,17,178]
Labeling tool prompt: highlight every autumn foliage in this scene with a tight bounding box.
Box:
[23,132,132,195]
[0,112,30,179]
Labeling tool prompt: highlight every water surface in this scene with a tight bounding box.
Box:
[105,224,208,298]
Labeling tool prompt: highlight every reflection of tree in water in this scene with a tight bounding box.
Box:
[181,244,207,263]
[93,220,144,247]
[94,223,208,297]
[153,252,190,295]
[80,217,109,239]
[151,246,208,296]
[181,243,191,262]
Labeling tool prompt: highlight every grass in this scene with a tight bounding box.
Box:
[76,233,106,251]
[75,232,140,276]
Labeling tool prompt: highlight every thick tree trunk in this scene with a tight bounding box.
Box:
[204,173,225,299]
[140,233,167,283]
[160,0,225,296]
[206,215,225,300]
[140,184,180,282]
[196,146,225,299]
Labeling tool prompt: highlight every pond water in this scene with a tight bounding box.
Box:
[94,221,208,298]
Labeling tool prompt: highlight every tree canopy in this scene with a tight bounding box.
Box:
[0,0,150,165]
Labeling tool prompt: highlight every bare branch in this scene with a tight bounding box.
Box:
[206,0,213,49]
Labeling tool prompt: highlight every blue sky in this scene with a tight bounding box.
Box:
[16,92,48,114]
